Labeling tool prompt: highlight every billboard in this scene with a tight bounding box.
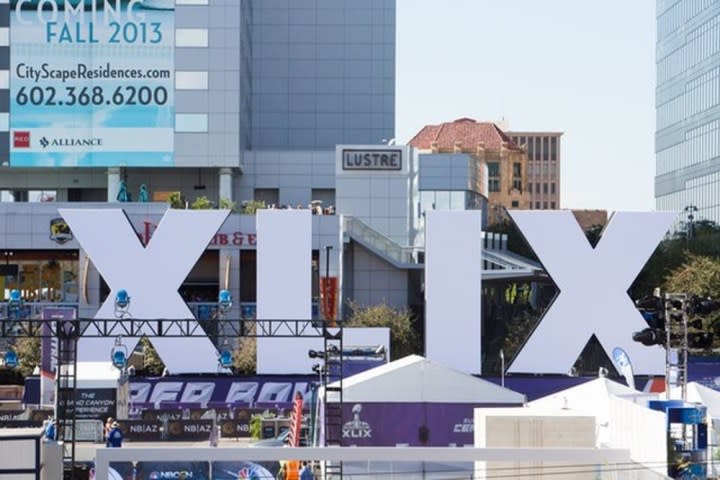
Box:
[10,0,175,167]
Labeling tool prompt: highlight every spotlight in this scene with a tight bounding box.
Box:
[308,349,324,359]
[218,349,233,369]
[218,290,232,313]
[632,328,665,346]
[3,350,17,369]
[111,337,128,371]
[8,289,22,310]
[114,289,130,317]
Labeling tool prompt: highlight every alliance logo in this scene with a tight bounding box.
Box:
[39,136,102,149]
[49,218,73,245]
[342,404,372,438]
[13,131,30,148]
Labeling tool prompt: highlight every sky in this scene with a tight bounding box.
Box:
[395,0,657,212]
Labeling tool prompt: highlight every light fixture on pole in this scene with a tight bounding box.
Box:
[114,289,131,318]
[111,336,128,371]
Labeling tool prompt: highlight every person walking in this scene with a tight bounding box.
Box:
[44,417,56,441]
[299,461,314,480]
[106,421,123,447]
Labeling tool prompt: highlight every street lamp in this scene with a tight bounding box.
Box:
[684,205,698,244]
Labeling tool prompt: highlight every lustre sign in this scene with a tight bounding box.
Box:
[342,149,402,170]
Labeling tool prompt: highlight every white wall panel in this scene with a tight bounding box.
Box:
[425,210,483,374]
[256,210,312,374]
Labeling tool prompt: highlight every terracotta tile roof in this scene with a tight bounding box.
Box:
[409,118,522,151]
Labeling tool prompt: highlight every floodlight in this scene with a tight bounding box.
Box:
[218,289,232,313]
[111,337,128,371]
[4,351,17,369]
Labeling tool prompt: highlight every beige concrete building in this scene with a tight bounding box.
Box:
[409,118,530,224]
[507,131,563,210]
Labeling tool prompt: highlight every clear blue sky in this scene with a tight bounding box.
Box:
[396,0,656,212]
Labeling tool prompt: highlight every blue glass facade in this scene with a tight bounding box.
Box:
[655,0,720,222]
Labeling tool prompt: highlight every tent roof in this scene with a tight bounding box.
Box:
[529,377,650,409]
[672,382,720,418]
[327,355,526,403]
[73,361,120,388]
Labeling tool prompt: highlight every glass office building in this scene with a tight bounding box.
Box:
[655,0,720,224]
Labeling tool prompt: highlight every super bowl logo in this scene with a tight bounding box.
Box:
[342,404,372,438]
[49,217,73,245]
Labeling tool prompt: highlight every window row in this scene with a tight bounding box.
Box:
[658,14,720,84]
[657,66,719,130]
[530,201,556,210]
[510,136,559,162]
[657,0,717,40]
[527,183,557,195]
[657,119,720,175]
[657,170,720,225]
[527,162,558,178]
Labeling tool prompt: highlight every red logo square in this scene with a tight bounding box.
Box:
[13,131,30,148]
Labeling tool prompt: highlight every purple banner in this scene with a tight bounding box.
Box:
[128,375,315,410]
[335,402,521,447]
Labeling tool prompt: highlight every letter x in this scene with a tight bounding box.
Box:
[507,210,677,376]
[59,208,229,373]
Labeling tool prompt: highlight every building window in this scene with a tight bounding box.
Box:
[488,162,500,193]
[175,114,208,132]
[175,28,209,47]
[534,137,541,161]
[535,202,541,209]
[543,201,548,209]
[528,182,533,193]
[543,183,548,194]
[550,137,558,161]
[551,183,556,194]
[551,201,556,209]
[513,162,522,177]
[1,190,56,202]
[176,71,209,90]
[254,188,279,207]
[511,201,519,208]
[543,136,549,161]
[535,183,540,194]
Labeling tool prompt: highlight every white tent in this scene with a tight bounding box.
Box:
[325,354,526,403]
[528,377,666,475]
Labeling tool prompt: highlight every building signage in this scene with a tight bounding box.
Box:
[342,149,402,170]
[10,0,175,167]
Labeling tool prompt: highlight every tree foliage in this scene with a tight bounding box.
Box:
[233,325,257,375]
[14,336,40,377]
[344,301,420,360]
[663,254,720,298]
[140,337,165,376]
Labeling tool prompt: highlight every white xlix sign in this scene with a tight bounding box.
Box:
[60,209,230,373]
[507,211,677,375]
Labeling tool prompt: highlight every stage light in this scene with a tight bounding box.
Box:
[218,349,233,369]
[8,289,22,310]
[114,289,131,318]
[4,350,17,369]
[632,328,665,346]
[308,349,324,359]
[111,337,128,371]
[218,289,232,313]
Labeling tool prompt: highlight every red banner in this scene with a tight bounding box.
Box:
[320,277,338,325]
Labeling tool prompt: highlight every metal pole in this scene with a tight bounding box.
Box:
[500,350,505,388]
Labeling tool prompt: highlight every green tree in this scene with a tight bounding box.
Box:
[241,200,266,215]
[663,253,720,298]
[233,328,257,375]
[139,337,165,375]
[190,196,213,209]
[344,301,419,360]
[14,336,40,377]
[219,198,238,212]
[167,192,185,209]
